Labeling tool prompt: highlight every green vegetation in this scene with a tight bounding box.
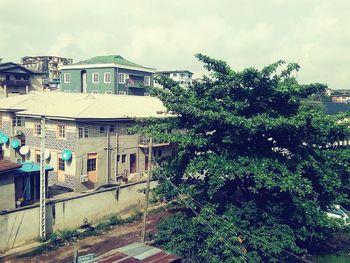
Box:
[313,253,350,263]
[137,54,350,262]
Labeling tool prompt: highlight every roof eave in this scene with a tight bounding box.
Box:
[60,63,156,73]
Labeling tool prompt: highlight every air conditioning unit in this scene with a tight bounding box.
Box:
[14,130,22,136]
[16,157,23,164]
[80,174,88,183]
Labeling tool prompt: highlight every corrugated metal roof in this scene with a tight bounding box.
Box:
[0,62,43,75]
[96,242,181,263]
[0,160,21,173]
[0,92,168,120]
[76,55,154,71]
[15,162,53,173]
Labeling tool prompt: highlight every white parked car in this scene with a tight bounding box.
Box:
[325,205,350,225]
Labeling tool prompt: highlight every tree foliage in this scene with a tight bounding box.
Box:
[141,54,350,262]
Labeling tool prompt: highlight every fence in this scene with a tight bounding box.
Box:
[0,181,155,253]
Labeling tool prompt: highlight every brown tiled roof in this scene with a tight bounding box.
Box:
[0,159,21,173]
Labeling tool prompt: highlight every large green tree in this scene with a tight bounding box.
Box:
[140,55,350,262]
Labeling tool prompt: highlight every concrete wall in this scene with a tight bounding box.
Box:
[0,181,155,253]
[0,174,15,210]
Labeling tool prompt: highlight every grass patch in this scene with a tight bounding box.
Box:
[313,252,350,263]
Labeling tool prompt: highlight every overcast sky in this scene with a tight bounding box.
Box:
[0,0,349,89]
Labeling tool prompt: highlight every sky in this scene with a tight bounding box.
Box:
[0,0,349,89]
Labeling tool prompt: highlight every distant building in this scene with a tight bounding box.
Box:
[0,92,174,193]
[156,70,193,88]
[330,95,350,104]
[21,56,73,89]
[59,55,154,96]
[0,62,43,96]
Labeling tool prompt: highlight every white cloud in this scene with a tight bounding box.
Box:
[0,0,349,88]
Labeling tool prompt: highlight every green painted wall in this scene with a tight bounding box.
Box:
[60,68,115,93]
[60,67,153,96]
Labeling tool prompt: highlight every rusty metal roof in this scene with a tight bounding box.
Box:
[0,159,21,174]
[96,242,181,263]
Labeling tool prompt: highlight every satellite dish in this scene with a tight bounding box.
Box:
[44,149,51,159]
[62,149,72,161]
[11,139,21,149]
[0,134,9,144]
[20,146,30,155]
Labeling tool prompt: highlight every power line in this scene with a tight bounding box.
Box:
[174,191,249,262]
[160,174,312,263]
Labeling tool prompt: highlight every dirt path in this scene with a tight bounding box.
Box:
[6,211,170,263]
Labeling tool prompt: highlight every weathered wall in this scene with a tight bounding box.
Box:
[0,174,15,210]
[0,181,154,253]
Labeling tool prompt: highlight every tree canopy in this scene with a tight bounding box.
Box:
[140,54,350,262]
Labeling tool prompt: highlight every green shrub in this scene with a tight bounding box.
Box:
[109,214,123,226]
[60,229,79,242]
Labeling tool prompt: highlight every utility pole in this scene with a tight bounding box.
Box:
[39,117,46,241]
[141,138,153,243]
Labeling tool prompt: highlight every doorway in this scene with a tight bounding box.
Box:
[130,154,136,173]
[87,153,97,182]
[81,70,87,93]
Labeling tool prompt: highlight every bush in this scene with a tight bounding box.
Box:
[109,214,123,226]
[60,229,79,242]
[95,222,110,233]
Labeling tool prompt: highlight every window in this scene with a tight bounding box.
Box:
[117,155,120,162]
[121,154,126,163]
[158,150,162,157]
[12,117,22,127]
[144,76,151,86]
[104,72,111,83]
[109,125,115,132]
[78,127,89,138]
[92,73,99,83]
[87,158,96,172]
[100,126,105,133]
[119,73,126,84]
[92,90,99,94]
[36,154,41,164]
[57,125,65,138]
[34,124,41,136]
[58,158,65,171]
[118,91,127,95]
[63,73,70,83]
[105,91,112,94]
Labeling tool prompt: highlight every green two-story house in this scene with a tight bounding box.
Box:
[59,55,155,96]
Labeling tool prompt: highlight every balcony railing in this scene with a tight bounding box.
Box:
[0,80,30,87]
[126,79,144,88]
[138,137,171,148]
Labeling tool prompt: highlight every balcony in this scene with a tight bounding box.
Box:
[126,79,144,88]
[138,137,170,148]
[0,80,30,87]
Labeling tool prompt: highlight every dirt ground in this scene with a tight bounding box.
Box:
[5,211,171,263]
